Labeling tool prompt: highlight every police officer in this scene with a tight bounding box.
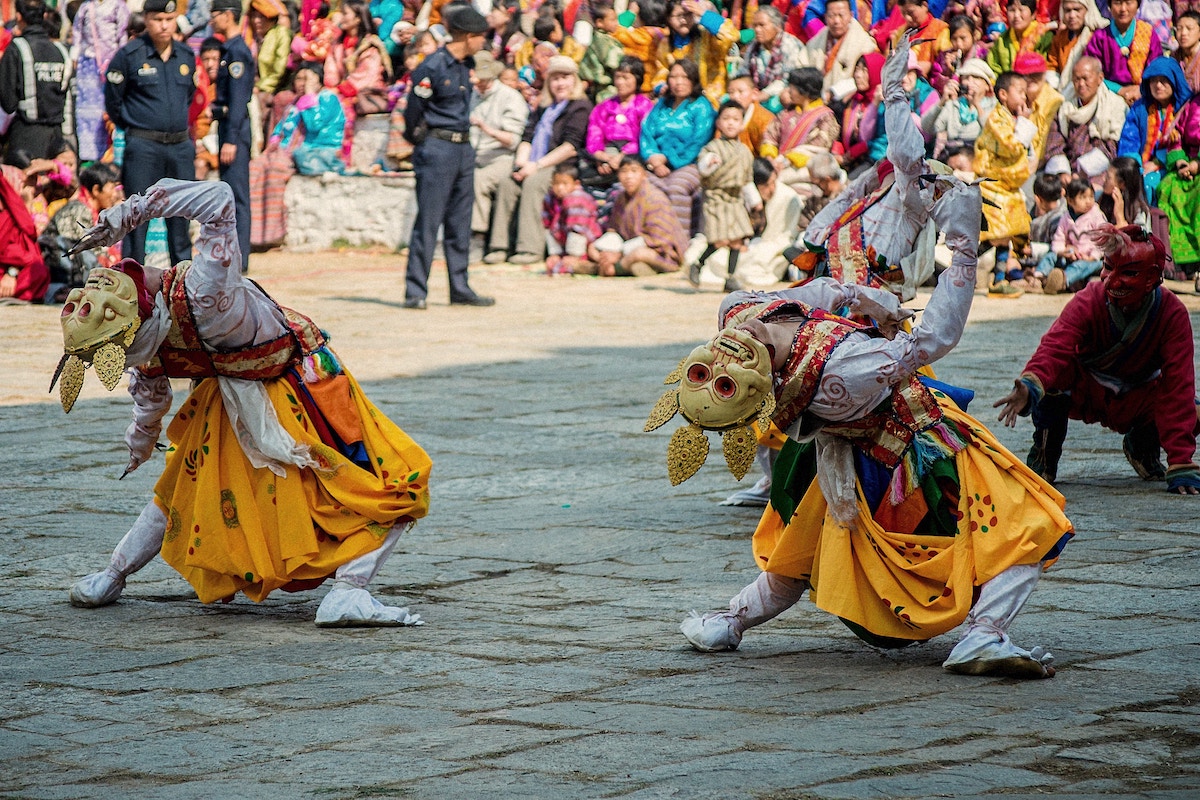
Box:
[0,0,73,164]
[103,0,196,265]
[402,3,494,309]
[210,0,255,273]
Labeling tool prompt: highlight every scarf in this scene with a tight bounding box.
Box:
[1143,103,1179,163]
[1058,0,1107,83]
[1111,20,1154,84]
[1059,82,1128,142]
[955,97,979,126]
[529,99,568,162]
[851,52,884,105]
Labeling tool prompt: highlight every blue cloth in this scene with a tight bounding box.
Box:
[640,96,716,169]
[294,147,345,175]
[404,46,474,135]
[530,100,568,162]
[1117,57,1193,166]
[274,90,347,151]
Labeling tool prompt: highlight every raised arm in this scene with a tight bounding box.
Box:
[880,32,925,178]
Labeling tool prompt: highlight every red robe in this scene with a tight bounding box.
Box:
[1020,281,1199,469]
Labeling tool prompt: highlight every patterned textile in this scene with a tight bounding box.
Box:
[762,101,840,161]
[74,56,108,162]
[699,137,754,244]
[974,105,1032,241]
[649,165,703,238]
[741,31,806,101]
[608,179,688,264]
[1084,22,1162,86]
[542,187,602,247]
[652,10,741,106]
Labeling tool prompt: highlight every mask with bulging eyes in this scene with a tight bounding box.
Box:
[50,268,143,413]
[678,329,773,431]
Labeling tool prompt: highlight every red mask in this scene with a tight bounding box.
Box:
[1095,226,1165,310]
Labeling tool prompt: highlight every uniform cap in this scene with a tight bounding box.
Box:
[142,0,179,12]
[211,0,243,12]
[443,3,488,33]
[473,50,504,81]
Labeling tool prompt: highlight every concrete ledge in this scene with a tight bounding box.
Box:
[284,171,417,251]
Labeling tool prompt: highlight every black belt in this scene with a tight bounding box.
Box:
[127,127,189,145]
[428,128,469,144]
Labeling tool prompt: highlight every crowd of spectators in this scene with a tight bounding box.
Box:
[2,0,1200,301]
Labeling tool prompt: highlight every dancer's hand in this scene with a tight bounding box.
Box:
[993,379,1029,427]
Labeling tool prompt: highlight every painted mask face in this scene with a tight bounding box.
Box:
[678,329,773,430]
[61,268,140,353]
[1100,260,1160,309]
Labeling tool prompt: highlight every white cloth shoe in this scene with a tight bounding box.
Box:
[680,611,743,651]
[69,566,126,608]
[942,563,1054,678]
[314,586,424,628]
[720,474,772,507]
[943,627,1055,678]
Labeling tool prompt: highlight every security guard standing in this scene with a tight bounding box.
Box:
[0,0,73,164]
[103,0,196,265]
[402,3,494,308]
[209,0,255,273]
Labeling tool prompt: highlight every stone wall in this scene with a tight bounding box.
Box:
[284,171,417,251]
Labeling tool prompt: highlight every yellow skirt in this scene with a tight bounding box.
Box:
[751,396,1072,643]
[155,368,432,603]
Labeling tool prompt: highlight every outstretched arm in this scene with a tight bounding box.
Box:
[881,32,925,178]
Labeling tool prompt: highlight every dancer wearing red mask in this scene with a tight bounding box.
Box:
[995,226,1200,495]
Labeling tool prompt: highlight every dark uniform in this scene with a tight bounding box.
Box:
[104,14,196,264]
[211,24,254,272]
[402,4,493,307]
[0,18,73,163]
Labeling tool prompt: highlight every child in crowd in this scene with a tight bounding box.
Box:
[542,163,602,275]
[1022,171,1066,276]
[1039,177,1109,293]
[585,155,689,277]
[930,15,989,93]
[195,38,224,180]
[690,101,758,293]
[726,75,776,157]
[39,162,124,303]
[579,1,624,101]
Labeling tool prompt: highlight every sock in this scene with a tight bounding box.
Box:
[696,244,717,266]
[726,248,741,277]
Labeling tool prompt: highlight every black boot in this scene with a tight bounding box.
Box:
[1123,423,1166,480]
[1028,392,1070,483]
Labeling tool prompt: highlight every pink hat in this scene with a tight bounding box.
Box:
[1013,51,1049,75]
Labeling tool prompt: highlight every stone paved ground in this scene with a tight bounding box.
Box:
[2,253,1199,799]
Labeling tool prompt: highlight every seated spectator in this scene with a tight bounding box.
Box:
[519,42,560,107]
[654,0,739,106]
[1024,171,1066,271]
[584,56,652,187]
[1013,52,1063,164]
[869,52,939,158]
[1100,155,1153,230]
[761,67,840,192]
[1044,56,1125,179]
[1085,0,1163,106]
[689,100,758,292]
[0,164,48,305]
[486,56,592,265]
[930,15,988,94]
[741,6,805,113]
[640,58,716,236]
[542,162,602,274]
[611,1,667,95]
[800,0,878,107]
[469,50,529,249]
[249,64,346,248]
[795,150,847,230]
[484,0,526,66]
[1118,57,1193,202]
[986,0,1053,75]
[891,0,948,77]
[513,7,587,69]
[726,75,776,155]
[1176,11,1200,95]
[327,0,393,162]
[923,57,995,159]
[583,154,688,275]
[251,0,295,134]
[578,0,624,101]
[39,162,123,303]
[975,70,1035,293]
[1046,0,1106,85]
[833,54,884,177]
[1039,176,1110,293]
[1153,88,1200,281]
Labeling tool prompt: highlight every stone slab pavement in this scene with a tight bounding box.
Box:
[2,252,1199,799]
